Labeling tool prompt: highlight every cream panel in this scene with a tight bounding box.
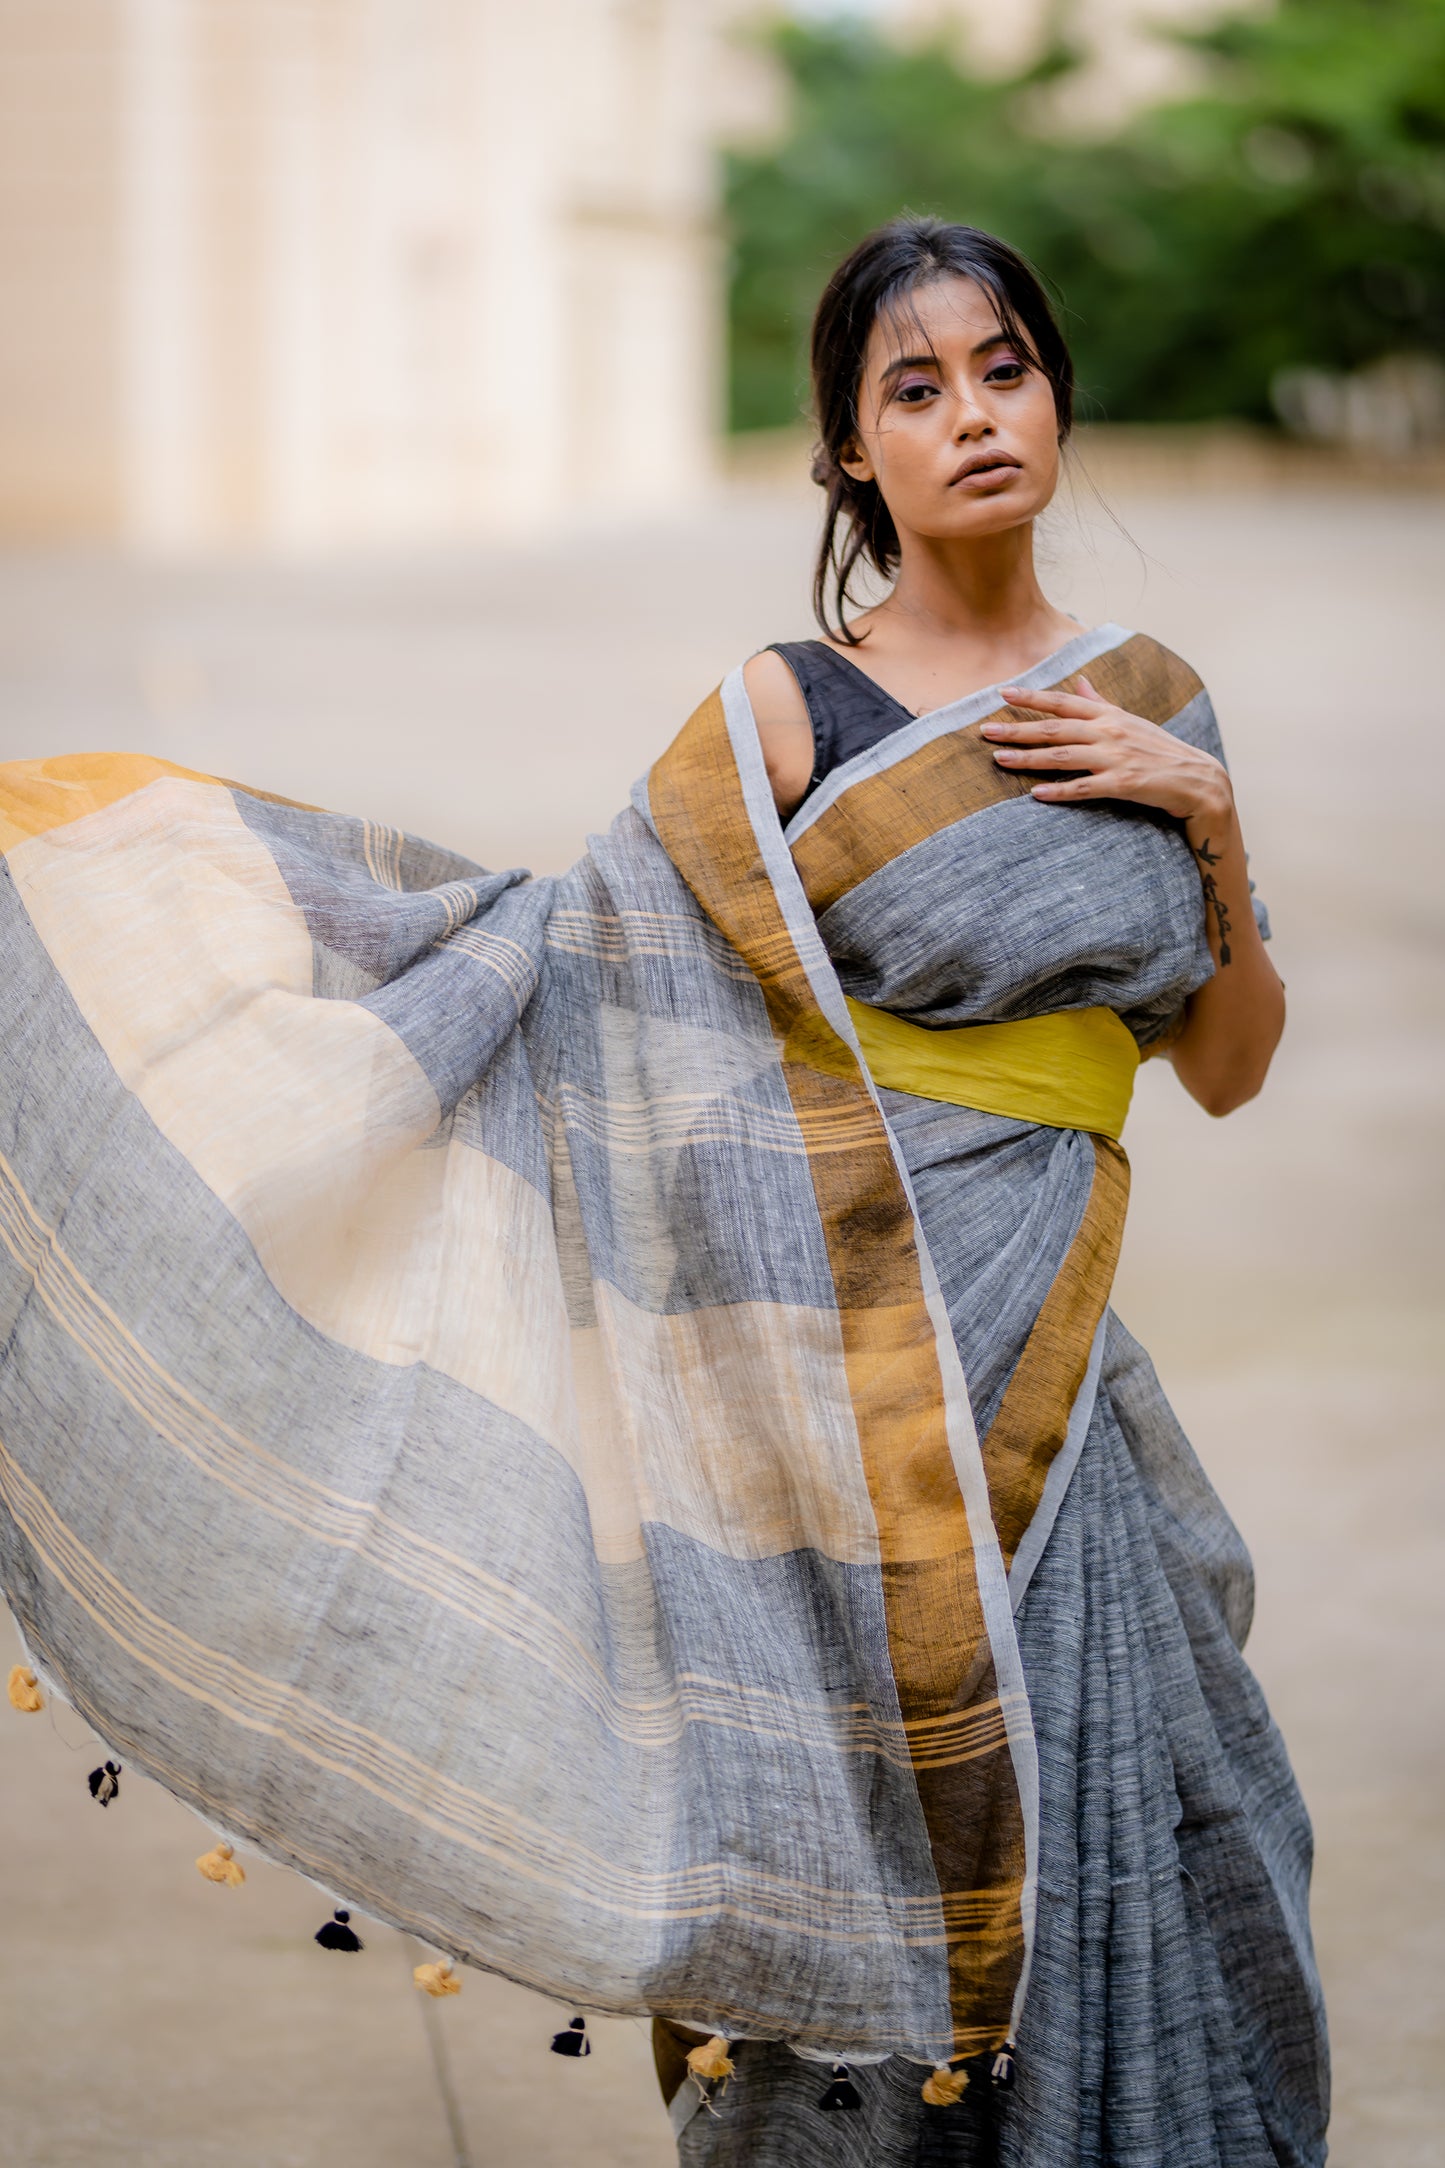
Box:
[8,778,572,1455]
[574,1285,880,1567]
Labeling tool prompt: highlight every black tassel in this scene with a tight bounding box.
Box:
[314,1906,363,1952]
[550,2014,591,2057]
[87,1760,121,1806]
[818,2062,861,2111]
[990,2041,1017,2091]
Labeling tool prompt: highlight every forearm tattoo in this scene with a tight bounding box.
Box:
[1192,838,1232,965]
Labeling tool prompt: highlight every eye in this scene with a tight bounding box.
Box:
[892,378,939,405]
[984,356,1028,384]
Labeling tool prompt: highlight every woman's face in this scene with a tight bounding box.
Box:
[842,274,1063,544]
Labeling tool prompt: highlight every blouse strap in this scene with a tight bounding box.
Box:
[767,640,911,796]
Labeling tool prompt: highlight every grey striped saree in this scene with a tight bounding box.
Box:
[0,622,1326,2161]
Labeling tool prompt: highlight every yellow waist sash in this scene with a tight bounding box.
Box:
[846,998,1139,1141]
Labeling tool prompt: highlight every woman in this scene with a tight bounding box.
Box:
[651,219,1328,2165]
[0,219,1325,2167]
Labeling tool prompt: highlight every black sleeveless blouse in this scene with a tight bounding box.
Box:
[768,641,917,807]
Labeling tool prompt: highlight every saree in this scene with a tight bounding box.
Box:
[0,621,1327,2157]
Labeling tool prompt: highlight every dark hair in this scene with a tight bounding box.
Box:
[809,216,1074,640]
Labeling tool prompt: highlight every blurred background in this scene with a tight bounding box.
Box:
[4,0,1444,555]
[1,2,1442,2164]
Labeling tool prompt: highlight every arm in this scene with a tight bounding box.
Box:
[1164,806,1284,1116]
[985,677,1285,1118]
[743,650,814,819]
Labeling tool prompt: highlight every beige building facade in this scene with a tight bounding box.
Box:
[0,0,745,549]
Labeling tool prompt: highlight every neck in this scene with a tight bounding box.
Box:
[882,522,1057,644]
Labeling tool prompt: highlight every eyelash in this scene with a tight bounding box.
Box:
[893,358,1028,403]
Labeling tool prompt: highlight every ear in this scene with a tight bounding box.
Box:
[838,435,876,486]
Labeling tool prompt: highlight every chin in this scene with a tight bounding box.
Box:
[930,499,1043,540]
[959,481,1054,529]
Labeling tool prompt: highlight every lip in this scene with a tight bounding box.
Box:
[948,452,1021,486]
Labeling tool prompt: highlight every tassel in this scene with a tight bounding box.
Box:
[550,2014,591,2057]
[195,1841,246,1887]
[314,1907,363,1952]
[817,2062,861,2111]
[7,1665,43,1712]
[921,2063,969,2107]
[413,1958,461,1998]
[990,2040,1018,2091]
[87,1760,122,1807]
[685,2035,735,2084]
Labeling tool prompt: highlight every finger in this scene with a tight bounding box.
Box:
[996,685,1102,718]
[1031,774,1115,802]
[996,686,1095,712]
[993,743,1101,770]
[982,715,1105,743]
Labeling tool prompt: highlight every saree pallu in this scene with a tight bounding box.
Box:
[0,622,1327,2159]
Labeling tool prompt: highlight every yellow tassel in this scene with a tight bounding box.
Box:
[195,1840,246,1886]
[685,2035,735,2083]
[413,1958,462,1998]
[922,2063,970,2107]
[7,1665,43,1712]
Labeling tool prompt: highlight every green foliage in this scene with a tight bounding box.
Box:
[725,0,1445,431]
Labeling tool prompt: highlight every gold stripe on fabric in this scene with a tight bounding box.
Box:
[648,688,1027,2054]
[983,1135,1131,1567]
[0,753,222,853]
[790,631,1201,919]
[0,754,323,855]
[847,998,1139,1142]
[791,712,1035,917]
[1076,632,1203,725]
[0,758,327,858]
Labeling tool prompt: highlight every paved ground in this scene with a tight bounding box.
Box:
[1,463,1441,2165]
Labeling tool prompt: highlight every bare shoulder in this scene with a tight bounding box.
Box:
[742,649,813,817]
[742,647,810,727]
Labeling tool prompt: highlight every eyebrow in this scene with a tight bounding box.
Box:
[878,332,1014,382]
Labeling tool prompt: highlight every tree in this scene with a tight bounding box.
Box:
[725,0,1445,431]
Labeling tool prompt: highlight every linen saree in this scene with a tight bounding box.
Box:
[0,621,1327,2160]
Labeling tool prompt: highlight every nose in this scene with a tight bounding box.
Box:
[953,380,994,440]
